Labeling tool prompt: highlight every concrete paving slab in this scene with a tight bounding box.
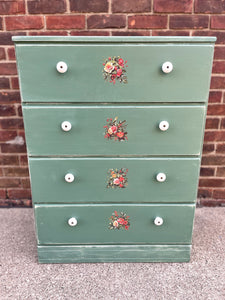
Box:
[0,207,224,300]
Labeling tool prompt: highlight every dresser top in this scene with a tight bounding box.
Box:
[12,36,216,44]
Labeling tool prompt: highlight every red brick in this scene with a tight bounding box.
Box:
[29,31,68,36]
[0,17,2,30]
[200,167,215,176]
[0,1,25,15]
[3,167,29,177]
[21,178,30,188]
[0,199,32,207]
[216,167,225,177]
[207,104,225,115]
[19,155,27,166]
[211,16,225,30]
[5,16,44,31]
[204,131,225,142]
[0,78,10,89]
[0,63,17,75]
[0,118,24,129]
[195,0,225,13]
[0,155,19,165]
[28,0,66,14]
[0,32,26,45]
[0,105,16,116]
[0,48,6,60]
[213,189,225,200]
[210,77,225,89]
[198,199,222,207]
[0,189,6,199]
[11,77,19,89]
[88,15,126,29]
[202,155,225,165]
[208,91,222,104]
[205,118,219,129]
[112,31,150,36]
[0,130,17,142]
[71,31,110,36]
[212,61,225,74]
[152,30,189,36]
[112,0,151,13]
[216,143,225,153]
[0,91,21,103]
[8,189,31,199]
[170,15,209,29]
[7,47,15,60]
[70,0,108,12]
[17,105,22,116]
[221,118,225,129]
[192,31,225,45]
[154,0,192,13]
[202,143,215,154]
[197,188,213,199]
[1,143,26,153]
[214,47,225,60]
[46,15,85,30]
[0,178,20,188]
[199,178,225,188]
[128,15,167,29]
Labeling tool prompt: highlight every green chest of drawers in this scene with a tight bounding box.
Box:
[13,36,216,263]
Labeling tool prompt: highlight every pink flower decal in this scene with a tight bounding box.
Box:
[109,211,130,230]
[104,117,128,142]
[107,168,128,189]
[103,56,128,84]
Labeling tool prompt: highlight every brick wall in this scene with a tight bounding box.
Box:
[0,0,225,207]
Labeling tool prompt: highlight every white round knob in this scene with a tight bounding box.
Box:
[156,173,166,182]
[61,121,72,132]
[154,217,163,226]
[162,61,173,74]
[68,217,77,227]
[65,173,74,183]
[159,121,169,131]
[56,61,68,73]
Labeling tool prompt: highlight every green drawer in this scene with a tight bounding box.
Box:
[15,40,214,103]
[35,204,195,245]
[29,158,200,204]
[23,105,206,156]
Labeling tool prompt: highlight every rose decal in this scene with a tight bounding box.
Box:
[102,56,128,84]
[107,168,128,189]
[104,117,128,141]
[109,211,130,230]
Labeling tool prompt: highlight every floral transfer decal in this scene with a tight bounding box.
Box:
[102,56,128,85]
[104,117,128,141]
[107,168,128,189]
[109,211,130,230]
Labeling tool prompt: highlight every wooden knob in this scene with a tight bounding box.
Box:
[156,173,166,182]
[65,173,74,183]
[68,217,77,227]
[162,61,173,73]
[154,217,163,226]
[56,61,68,73]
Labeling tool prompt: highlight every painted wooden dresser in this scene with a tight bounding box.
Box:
[13,36,216,263]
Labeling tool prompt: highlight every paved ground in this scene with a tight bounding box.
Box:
[0,207,224,300]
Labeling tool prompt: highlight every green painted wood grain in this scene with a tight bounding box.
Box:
[37,244,191,263]
[29,157,200,204]
[23,105,206,156]
[35,204,195,245]
[15,44,214,102]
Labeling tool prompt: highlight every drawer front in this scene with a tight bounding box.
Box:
[29,158,200,203]
[16,44,213,102]
[23,105,206,156]
[35,204,195,245]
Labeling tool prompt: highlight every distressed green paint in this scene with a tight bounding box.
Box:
[13,36,216,263]
[22,105,206,156]
[29,157,200,204]
[14,43,214,102]
[35,204,195,245]
[37,245,191,263]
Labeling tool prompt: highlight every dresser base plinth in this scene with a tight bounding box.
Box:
[37,245,191,263]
